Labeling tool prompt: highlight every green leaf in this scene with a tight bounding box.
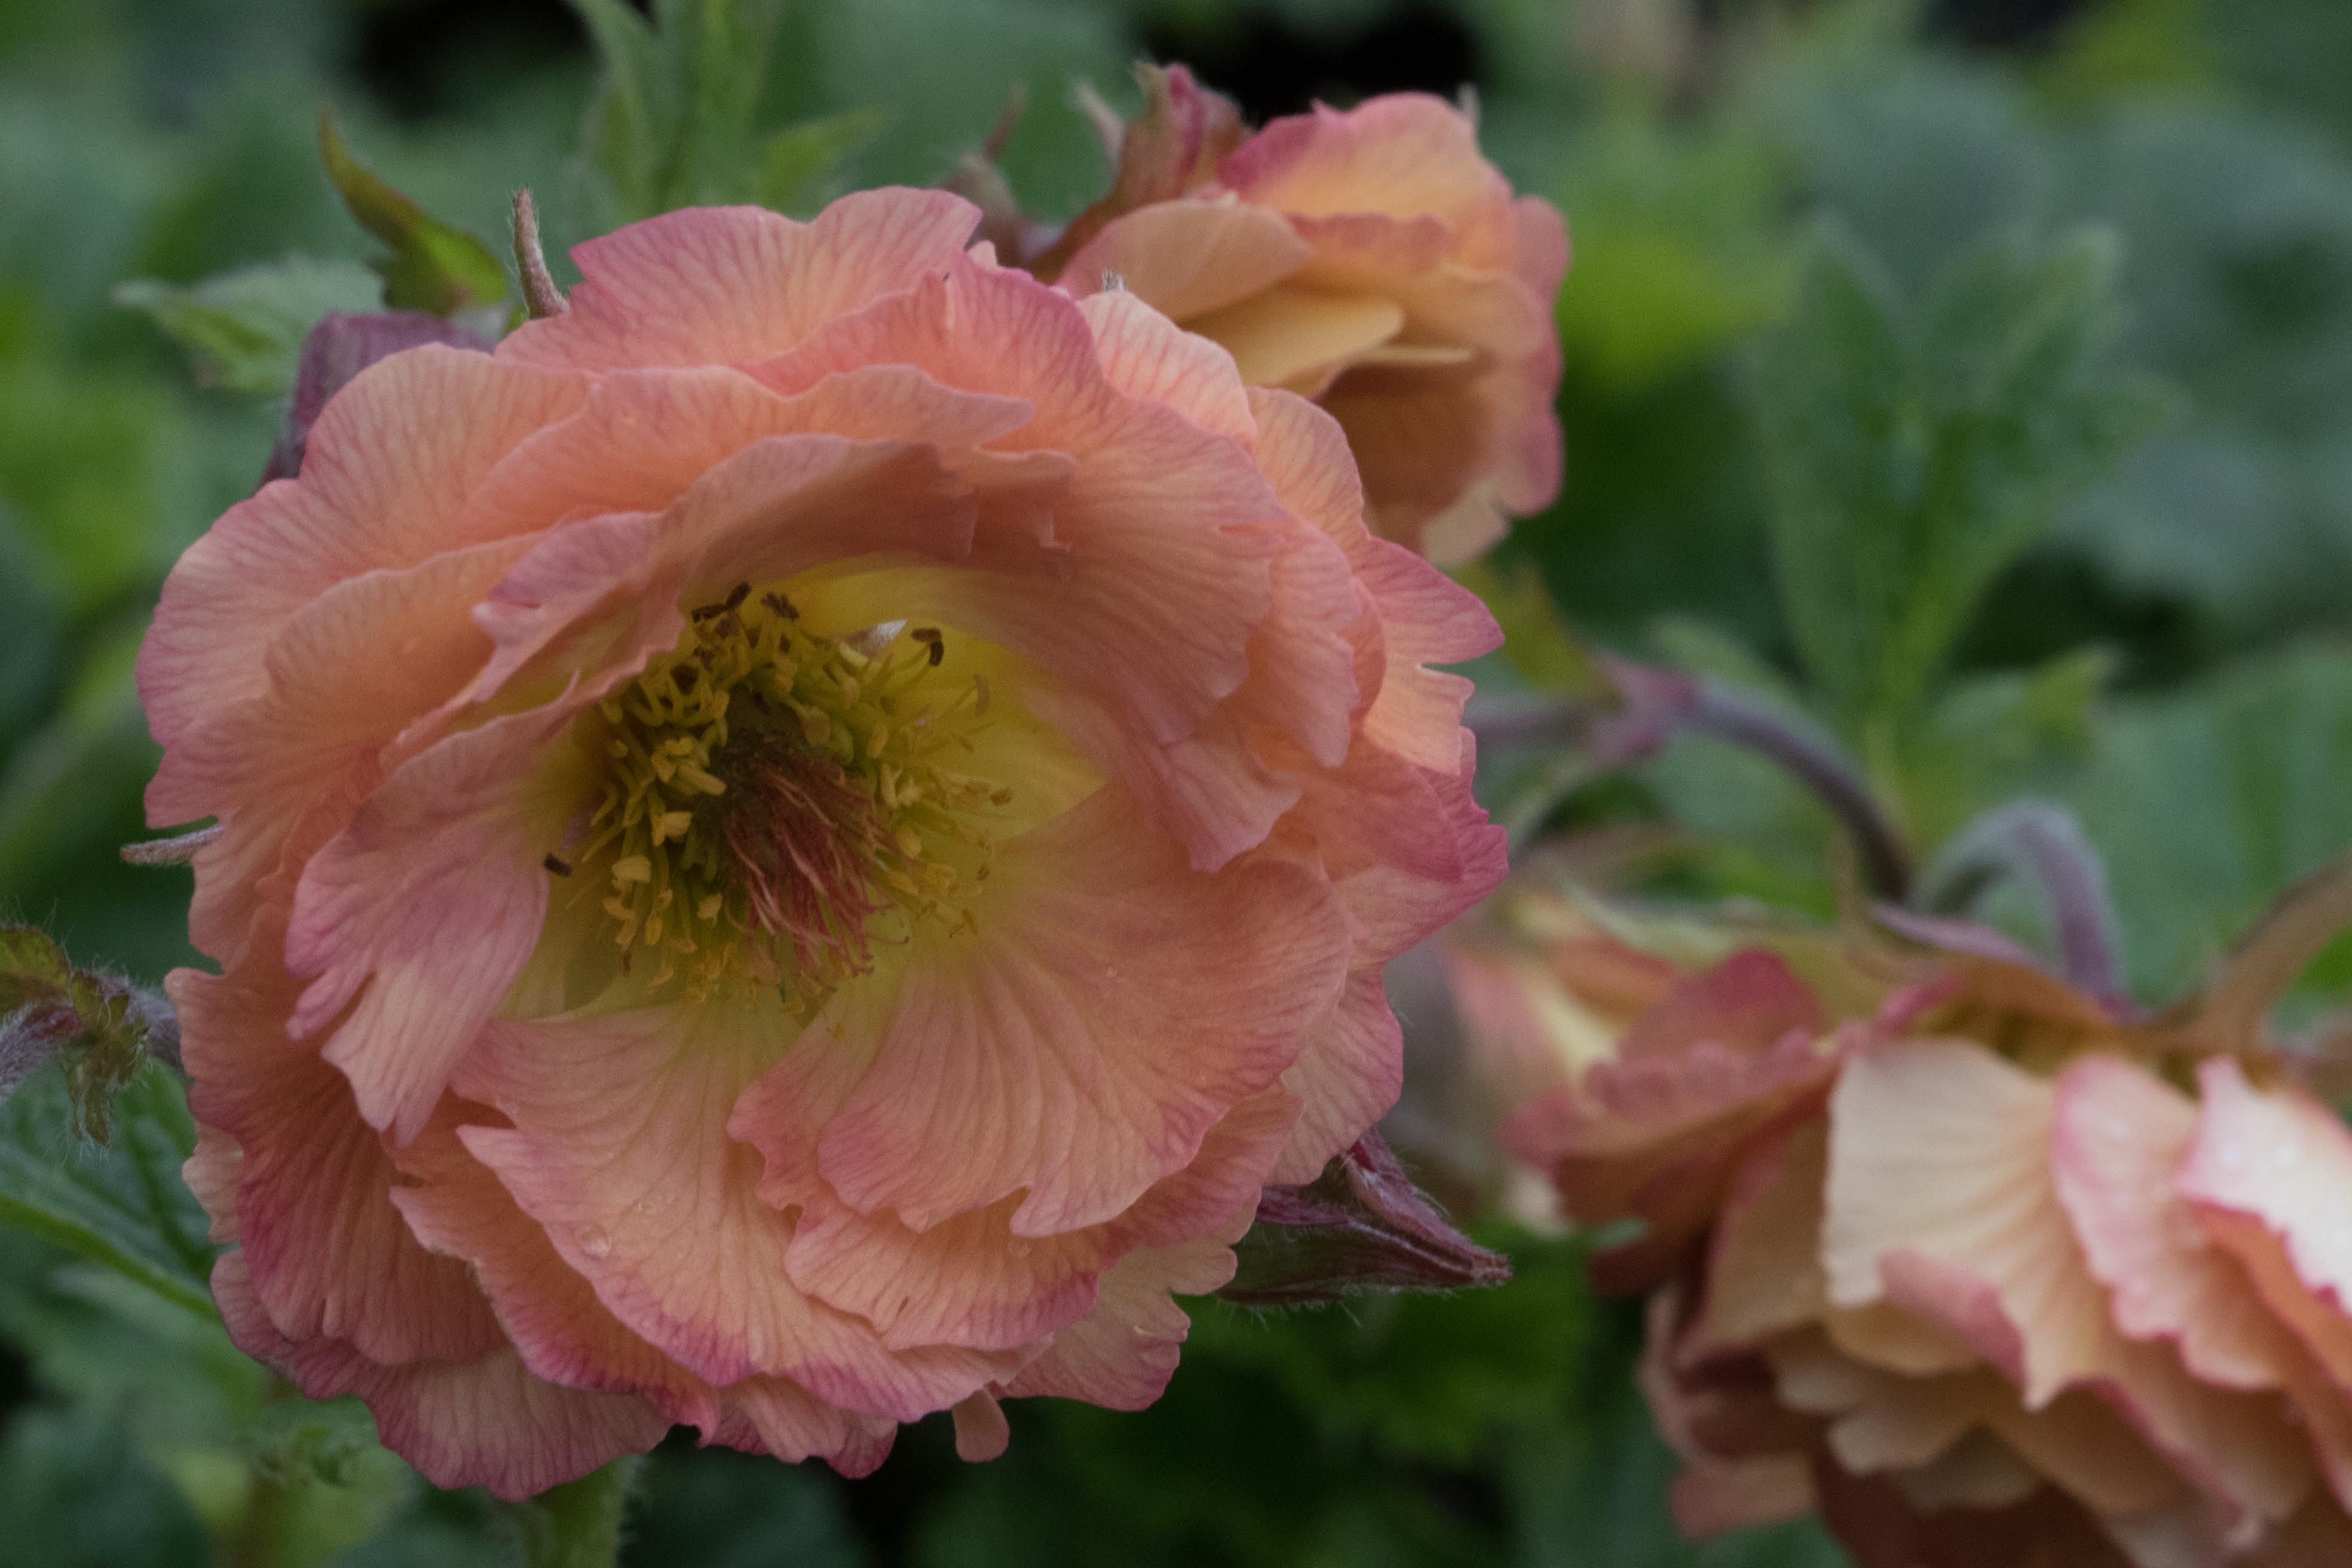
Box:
[0,1405,210,1568]
[1196,1229,1591,1466]
[2071,641,2352,1006]
[756,108,891,216]
[112,258,380,396]
[1900,645,2113,847]
[1458,558,1612,697]
[572,0,792,222]
[0,1058,215,1320]
[491,1457,641,1568]
[1750,226,2169,743]
[317,109,508,317]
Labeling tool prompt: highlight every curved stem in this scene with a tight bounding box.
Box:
[1468,660,1913,900]
[1918,800,2129,1005]
[1681,680,1913,901]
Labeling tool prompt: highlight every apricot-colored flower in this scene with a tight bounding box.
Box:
[142,188,1505,1496]
[1449,883,2352,1564]
[1043,72,1568,564]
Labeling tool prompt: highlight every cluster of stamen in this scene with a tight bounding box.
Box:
[563,586,1006,1007]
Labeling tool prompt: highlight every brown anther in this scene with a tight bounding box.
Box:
[761,590,800,620]
[544,854,574,876]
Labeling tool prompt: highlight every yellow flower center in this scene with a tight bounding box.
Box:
[564,585,1006,1008]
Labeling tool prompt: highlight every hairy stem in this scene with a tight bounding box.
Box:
[1469,659,1913,899]
[1918,800,2129,1005]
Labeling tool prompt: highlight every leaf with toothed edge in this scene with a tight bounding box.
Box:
[0,1060,216,1321]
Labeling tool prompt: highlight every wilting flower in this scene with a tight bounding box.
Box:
[1036,68,1569,564]
[142,187,1505,1496]
[1448,877,2352,1565]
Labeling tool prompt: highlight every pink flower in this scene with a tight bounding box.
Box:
[1450,896,2352,1563]
[142,188,1505,1496]
[1043,74,1569,564]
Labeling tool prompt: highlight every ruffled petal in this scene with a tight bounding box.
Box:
[1217,94,1513,253]
[173,907,502,1365]
[1059,198,1313,321]
[754,261,1288,762]
[997,1227,1245,1410]
[213,1253,671,1501]
[1186,286,1404,392]
[1823,1040,2102,1401]
[2177,1057,2352,1394]
[2053,1054,2305,1390]
[158,538,535,961]
[452,1002,1017,1419]
[1074,289,1258,448]
[498,191,982,373]
[1826,1042,2317,1530]
[1685,1120,1832,1363]
[780,1088,1291,1353]
[455,363,1030,550]
[794,791,1351,1236]
[388,1109,723,1432]
[284,705,581,1141]
[466,433,996,716]
[1507,951,1828,1193]
[138,348,583,752]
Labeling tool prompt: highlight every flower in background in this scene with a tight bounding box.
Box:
[1036,68,1569,565]
[1446,874,2352,1565]
[142,187,1505,1496]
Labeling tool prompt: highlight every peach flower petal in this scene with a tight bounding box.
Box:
[387,1109,725,1433]
[2178,1057,2352,1393]
[213,1253,672,1501]
[173,906,501,1366]
[452,1002,1018,1419]
[1187,286,1405,392]
[498,191,981,373]
[1075,289,1259,448]
[1218,94,1512,248]
[804,792,1352,1235]
[1685,1120,1832,1363]
[155,538,535,961]
[1061,198,1313,321]
[997,1227,1247,1410]
[2053,1054,2306,1391]
[1826,1041,2317,1530]
[285,705,580,1141]
[139,348,585,757]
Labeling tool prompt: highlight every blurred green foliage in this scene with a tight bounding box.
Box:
[3,0,2351,1563]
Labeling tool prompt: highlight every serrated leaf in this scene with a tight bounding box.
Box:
[2071,642,2352,1006]
[0,1059,215,1319]
[317,109,508,317]
[1751,226,2169,743]
[113,258,381,396]
[574,0,792,222]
